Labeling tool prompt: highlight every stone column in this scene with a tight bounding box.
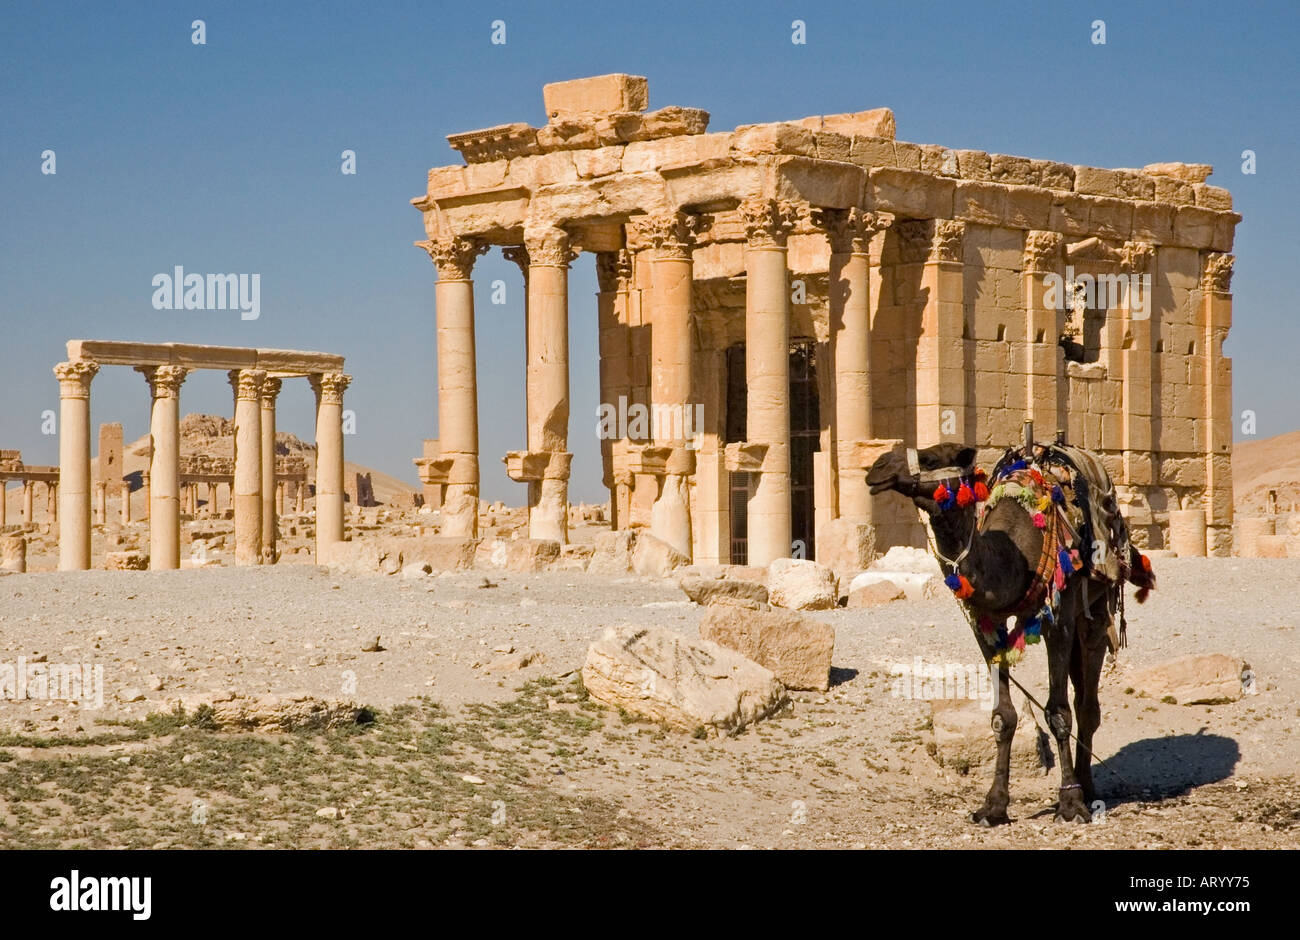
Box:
[1201,253,1235,557]
[141,471,150,520]
[595,249,634,530]
[0,482,6,527]
[295,481,305,514]
[94,482,107,525]
[423,236,488,538]
[22,482,34,524]
[260,377,282,561]
[276,481,285,516]
[48,483,58,523]
[229,369,266,566]
[1022,231,1064,443]
[739,199,798,567]
[522,227,574,544]
[121,483,132,524]
[1119,242,1155,487]
[899,219,966,447]
[311,371,351,558]
[138,365,186,569]
[632,210,698,557]
[55,359,98,570]
[206,482,217,517]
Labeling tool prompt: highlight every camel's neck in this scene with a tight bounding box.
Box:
[924,503,1028,614]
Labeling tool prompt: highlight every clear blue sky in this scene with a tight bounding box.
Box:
[2,0,1296,502]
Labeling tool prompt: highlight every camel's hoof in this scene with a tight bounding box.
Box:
[1054,807,1092,824]
[970,808,1010,827]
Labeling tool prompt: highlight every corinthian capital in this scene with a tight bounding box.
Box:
[228,369,267,402]
[896,218,965,264]
[630,210,699,260]
[1023,230,1064,274]
[54,359,100,398]
[523,227,577,267]
[502,245,530,278]
[812,207,884,254]
[261,376,283,404]
[1120,240,1155,274]
[1201,252,1235,293]
[135,364,188,400]
[310,371,352,405]
[417,235,489,280]
[739,198,800,248]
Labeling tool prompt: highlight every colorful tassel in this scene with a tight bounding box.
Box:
[944,573,962,592]
[956,483,975,507]
[1033,511,1046,528]
[933,483,950,503]
[1058,547,1073,573]
[1136,587,1150,603]
[1051,485,1065,504]
[1140,553,1152,573]
[973,480,990,501]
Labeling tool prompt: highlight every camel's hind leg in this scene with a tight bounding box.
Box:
[971,631,1016,826]
[1070,593,1113,805]
[1045,592,1091,822]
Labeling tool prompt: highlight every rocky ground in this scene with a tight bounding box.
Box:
[0,557,1296,849]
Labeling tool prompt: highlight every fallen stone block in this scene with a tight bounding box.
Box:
[929,698,1048,774]
[581,625,787,735]
[678,576,770,609]
[1129,653,1244,705]
[105,550,148,571]
[631,532,690,578]
[588,528,637,574]
[171,692,371,732]
[699,605,834,691]
[767,558,839,610]
[475,537,561,572]
[847,580,907,607]
[1,535,26,573]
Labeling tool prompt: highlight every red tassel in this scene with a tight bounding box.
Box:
[956,483,974,507]
[955,575,975,600]
[973,481,990,501]
[1140,553,1152,573]
[1029,468,1044,486]
[974,468,987,481]
[933,483,950,503]
[1135,587,1150,604]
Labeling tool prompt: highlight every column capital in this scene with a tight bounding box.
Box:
[310,371,352,405]
[418,235,489,280]
[54,360,99,398]
[1120,240,1155,274]
[502,244,530,278]
[739,198,799,248]
[595,249,633,293]
[896,218,965,264]
[523,227,576,267]
[812,207,886,254]
[630,209,699,260]
[135,364,188,399]
[1200,252,1235,293]
[228,368,267,401]
[260,376,283,404]
[1023,229,1065,274]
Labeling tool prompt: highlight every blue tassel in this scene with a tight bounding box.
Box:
[944,573,962,591]
[1051,485,1065,504]
[1006,459,1028,473]
[1058,547,1073,574]
[1024,616,1043,643]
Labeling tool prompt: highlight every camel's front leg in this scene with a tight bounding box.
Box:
[1044,604,1090,822]
[971,631,1016,826]
[1070,595,1113,804]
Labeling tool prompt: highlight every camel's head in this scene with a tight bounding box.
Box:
[866,442,978,501]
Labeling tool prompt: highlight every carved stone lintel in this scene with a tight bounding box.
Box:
[595,249,633,293]
[812,207,884,254]
[629,210,699,261]
[739,198,800,248]
[417,235,489,280]
[1120,240,1155,274]
[228,369,267,402]
[1023,230,1065,274]
[310,371,352,406]
[135,364,188,401]
[54,359,100,398]
[1201,252,1235,293]
[524,227,577,267]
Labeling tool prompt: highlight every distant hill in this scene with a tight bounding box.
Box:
[1233,429,1300,514]
[120,414,417,507]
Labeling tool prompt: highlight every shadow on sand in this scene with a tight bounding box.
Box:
[1092,727,1240,805]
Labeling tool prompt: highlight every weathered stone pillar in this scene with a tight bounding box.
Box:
[900,219,966,447]
[1119,242,1155,487]
[0,482,6,527]
[141,471,150,520]
[1023,231,1065,442]
[55,359,98,570]
[1201,252,1235,557]
[138,365,186,569]
[229,369,266,566]
[94,481,107,525]
[519,227,574,543]
[275,481,285,517]
[739,199,798,567]
[295,481,305,514]
[48,483,58,524]
[311,371,351,558]
[634,210,698,557]
[260,377,282,561]
[595,249,634,531]
[22,482,34,524]
[423,236,488,538]
[121,483,132,524]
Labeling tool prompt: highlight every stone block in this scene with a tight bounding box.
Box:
[678,576,770,609]
[1129,653,1243,705]
[699,605,835,692]
[767,558,839,610]
[543,73,648,119]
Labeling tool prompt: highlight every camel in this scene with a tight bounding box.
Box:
[866,441,1154,825]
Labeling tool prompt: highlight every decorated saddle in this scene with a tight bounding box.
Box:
[934,443,1154,666]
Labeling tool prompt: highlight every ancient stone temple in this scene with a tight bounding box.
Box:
[413,74,1240,566]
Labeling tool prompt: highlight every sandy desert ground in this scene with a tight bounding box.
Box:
[0,555,1295,849]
